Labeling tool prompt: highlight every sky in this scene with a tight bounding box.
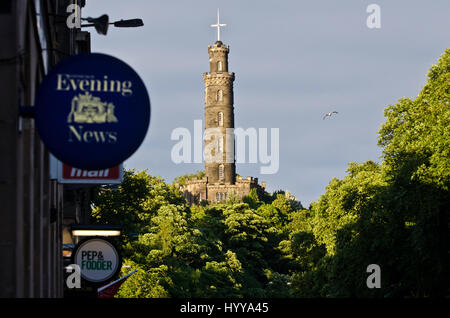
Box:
[83,0,450,207]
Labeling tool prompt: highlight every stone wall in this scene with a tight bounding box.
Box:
[181,176,265,205]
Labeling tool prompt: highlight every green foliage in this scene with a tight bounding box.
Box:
[374,49,450,296]
[93,49,449,298]
[173,170,205,186]
[242,188,261,209]
[285,49,449,297]
[94,170,297,297]
[379,49,450,191]
[91,169,186,236]
[116,260,170,298]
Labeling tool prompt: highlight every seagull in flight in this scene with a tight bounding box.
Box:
[323,111,338,120]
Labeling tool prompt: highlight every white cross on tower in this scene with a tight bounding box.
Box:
[210,8,226,41]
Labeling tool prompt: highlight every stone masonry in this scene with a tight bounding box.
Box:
[181,40,265,204]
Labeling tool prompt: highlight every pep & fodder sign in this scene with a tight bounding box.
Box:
[35,53,151,170]
[72,238,122,284]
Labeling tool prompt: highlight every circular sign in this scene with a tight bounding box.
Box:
[72,238,122,284]
[35,53,151,169]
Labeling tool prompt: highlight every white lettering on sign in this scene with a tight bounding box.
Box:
[56,74,133,97]
[58,74,125,145]
[70,168,110,178]
[68,125,118,144]
[59,163,122,184]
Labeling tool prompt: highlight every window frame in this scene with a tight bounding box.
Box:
[218,111,224,126]
[219,164,224,180]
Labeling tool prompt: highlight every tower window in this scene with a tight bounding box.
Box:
[218,136,224,153]
[216,192,220,201]
[217,90,223,102]
[219,164,224,180]
[218,112,223,126]
[217,61,223,72]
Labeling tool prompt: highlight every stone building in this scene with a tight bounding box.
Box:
[181,36,266,205]
[0,0,94,297]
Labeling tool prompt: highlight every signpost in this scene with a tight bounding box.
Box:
[71,237,122,285]
[34,53,151,170]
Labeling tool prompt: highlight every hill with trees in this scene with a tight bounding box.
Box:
[91,49,449,297]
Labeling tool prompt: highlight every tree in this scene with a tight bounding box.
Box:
[379,49,450,191]
[173,170,205,186]
[242,188,261,209]
[286,49,449,297]
[92,48,450,299]
[199,250,243,297]
[285,161,386,297]
[91,169,186,235]
[376,49,450,296]
[115,260,171,298]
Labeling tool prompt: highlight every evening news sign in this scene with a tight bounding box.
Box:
[57,161,123,184]
[35,53,151,170]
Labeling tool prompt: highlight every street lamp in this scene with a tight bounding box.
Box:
[113,19,144,28]
[81,15,144,35]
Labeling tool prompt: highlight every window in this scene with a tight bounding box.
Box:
[217,61,223,71]
[219,164,224,180]
[215,193,226,201]
[218,112,223,126]
[218,136,224,153]
[217,89,223,102]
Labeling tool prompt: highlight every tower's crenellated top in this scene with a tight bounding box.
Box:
[207,10,232,74]
[208,40,229,52]
[206,41,233,75]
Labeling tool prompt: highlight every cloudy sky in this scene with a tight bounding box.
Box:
[83,0,450,206]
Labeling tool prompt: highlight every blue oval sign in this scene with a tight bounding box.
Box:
[35,53,151,169]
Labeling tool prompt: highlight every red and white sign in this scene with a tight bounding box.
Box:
[57,162,123,184]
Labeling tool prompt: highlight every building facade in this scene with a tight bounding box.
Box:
[0,0,94,298]
[181,40,265,204]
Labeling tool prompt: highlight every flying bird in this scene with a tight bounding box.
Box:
[323,111,338,120]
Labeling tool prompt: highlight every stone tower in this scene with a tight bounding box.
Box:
[203,41,236,185]
[180,11,265,205]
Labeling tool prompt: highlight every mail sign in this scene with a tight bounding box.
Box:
[58,162,123,184]
[35,53,151,170]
